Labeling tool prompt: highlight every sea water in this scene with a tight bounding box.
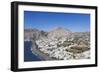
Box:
[24,41,41,62]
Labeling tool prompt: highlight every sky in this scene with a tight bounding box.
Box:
[24,11,90,32]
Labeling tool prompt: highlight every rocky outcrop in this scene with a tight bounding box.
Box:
[24,29,48,41]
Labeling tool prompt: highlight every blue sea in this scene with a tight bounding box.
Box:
[24,41,42,62]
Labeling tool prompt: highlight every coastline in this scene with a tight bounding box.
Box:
[31,47,56,61]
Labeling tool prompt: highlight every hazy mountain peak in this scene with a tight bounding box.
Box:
[48,27,72,39]
[52,27,71,32]
[54,27,64,30]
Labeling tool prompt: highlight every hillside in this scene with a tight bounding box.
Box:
[24,27,90,60]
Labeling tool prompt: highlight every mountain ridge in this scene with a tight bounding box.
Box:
[24,27,90,60]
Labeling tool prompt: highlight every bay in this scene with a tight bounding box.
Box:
[24,41,42,62]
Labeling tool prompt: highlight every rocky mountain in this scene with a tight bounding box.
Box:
[24,28,48,49]
[48,27,72,39]
[24,29,47,41]
[24,27,90,60]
